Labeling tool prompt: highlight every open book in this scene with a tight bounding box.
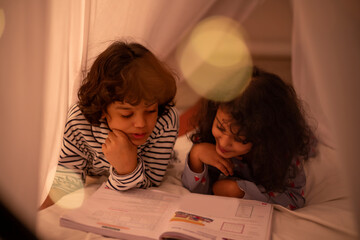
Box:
[60,183,273,240]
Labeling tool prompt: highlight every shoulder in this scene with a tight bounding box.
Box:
[64,103,90,132]
[150,107,179,139]
[67,103,84,120]
[157,106,179,130]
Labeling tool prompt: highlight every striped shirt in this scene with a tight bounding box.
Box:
[50,103,179,198]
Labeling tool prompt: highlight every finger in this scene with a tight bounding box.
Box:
[102,143,107,153]
[215,157,234,176]
[111,129,127,138]
[215,161,231,176]
[105,136,112,145]
[106,132,116,141]
[111,129,132,143]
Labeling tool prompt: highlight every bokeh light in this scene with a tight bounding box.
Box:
[0,9,5,39]
[51,187,85,209]
[48,171,86,209]
[176,15,253,102]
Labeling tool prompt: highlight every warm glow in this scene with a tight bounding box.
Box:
[176,15,253,102]
[50,188,86,210]
[0,9,5,39]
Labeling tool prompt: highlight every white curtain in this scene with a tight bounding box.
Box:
[291,0,360,230]
[2,0,359,235]
[0,0,47,231]
[85,0,261,72]
[0,0,91,231]
[38,0,261,215]
[38,0,91,206]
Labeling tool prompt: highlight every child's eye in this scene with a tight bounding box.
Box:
[217,125,226,132]
[241,139,249,144]
[235,137,249,144]
[146,110,157,114]
[121,113,133,118]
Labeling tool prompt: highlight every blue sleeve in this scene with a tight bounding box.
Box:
[237,158,306,210]
[181,155,211,194]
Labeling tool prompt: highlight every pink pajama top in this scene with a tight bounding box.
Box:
[182,152,308,210]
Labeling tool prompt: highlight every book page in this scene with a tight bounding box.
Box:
[60,184,272,240]
[60,183,180,239]
[160,193,273,240]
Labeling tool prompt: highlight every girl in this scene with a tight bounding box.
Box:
[182,67,316,210]
[40,41,179,210]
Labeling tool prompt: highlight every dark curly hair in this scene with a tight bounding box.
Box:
[78,41,177,125]
[191,67,315,191]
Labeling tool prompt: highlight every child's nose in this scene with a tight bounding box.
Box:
[219,134,232,147]
[134,114,146,128]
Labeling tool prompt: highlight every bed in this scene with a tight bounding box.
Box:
[36,128,358,240]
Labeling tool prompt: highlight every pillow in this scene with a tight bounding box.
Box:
[304,142,352,208]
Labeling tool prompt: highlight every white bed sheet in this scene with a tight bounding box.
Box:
[36,135,359,240]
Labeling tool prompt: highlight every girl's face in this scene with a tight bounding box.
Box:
[212,108,252,159]
[103,101,158,146]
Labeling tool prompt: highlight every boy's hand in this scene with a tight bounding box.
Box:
[102,129,138,175]
[189,143,234,176]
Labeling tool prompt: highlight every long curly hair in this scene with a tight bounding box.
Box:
[191,67,315,191]
[78,41,177,125]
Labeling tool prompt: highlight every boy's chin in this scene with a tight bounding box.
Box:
[130,137,148,146]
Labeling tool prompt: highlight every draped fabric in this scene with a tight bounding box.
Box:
[291,0,360,230]
[85,0,261,71]
[0,0,359,234]
[0,0,47,231]
[38,0,91,209]
[38,0,261,214]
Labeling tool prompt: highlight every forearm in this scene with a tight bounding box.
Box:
[107,161,146,190]
[111,155,138,175]
[107,149,172,190]
[188,144,205,173]
[181,156,210,194]
[236,180,305,209]
[212,179,245,198]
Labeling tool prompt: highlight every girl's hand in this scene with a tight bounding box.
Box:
[212,179,245,198]
[102,129,138,175]
[189,143,234,176]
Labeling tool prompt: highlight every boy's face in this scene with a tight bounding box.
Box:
[103,101,158,146]
[212,108,252,159]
